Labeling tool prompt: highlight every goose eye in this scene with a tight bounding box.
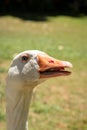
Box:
[21,54,30,62]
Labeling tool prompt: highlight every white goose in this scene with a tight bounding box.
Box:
[6,50,72,130]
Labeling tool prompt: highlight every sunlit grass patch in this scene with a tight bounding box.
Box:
[0,15,87,130]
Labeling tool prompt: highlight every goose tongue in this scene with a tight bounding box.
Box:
[37,54,72,78]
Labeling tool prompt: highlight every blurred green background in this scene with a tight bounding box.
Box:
[0,1,87,130]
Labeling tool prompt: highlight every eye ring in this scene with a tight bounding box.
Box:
[21,54,30,62]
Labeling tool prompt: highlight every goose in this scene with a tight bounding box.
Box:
[6,50,72,130]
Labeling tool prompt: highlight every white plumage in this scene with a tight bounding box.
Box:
[6,50,72,130]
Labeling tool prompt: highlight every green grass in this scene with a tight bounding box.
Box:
[0,15,87,130]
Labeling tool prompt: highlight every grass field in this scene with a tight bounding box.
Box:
[0,14,87,130]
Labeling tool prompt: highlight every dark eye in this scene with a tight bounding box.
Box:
[21,54,30,62]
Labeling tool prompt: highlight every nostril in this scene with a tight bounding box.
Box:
[48,60,54,64]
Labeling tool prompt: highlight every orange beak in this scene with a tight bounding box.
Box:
[37,54,72,79]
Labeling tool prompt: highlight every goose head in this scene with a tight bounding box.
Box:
[7,50,72,89]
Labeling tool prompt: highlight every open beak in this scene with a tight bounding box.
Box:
[37,54,72,79]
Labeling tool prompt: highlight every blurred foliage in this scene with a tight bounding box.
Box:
[0,0,87,15]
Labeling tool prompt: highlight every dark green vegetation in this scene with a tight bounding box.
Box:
[0,0,87,15]
[0,15,87,130]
